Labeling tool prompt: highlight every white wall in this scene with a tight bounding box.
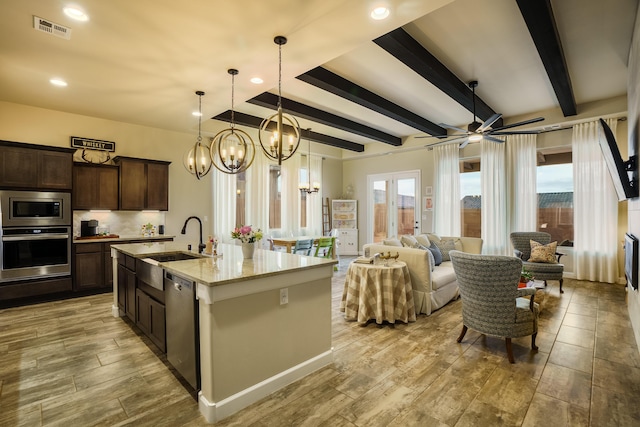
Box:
[626,5,640,353]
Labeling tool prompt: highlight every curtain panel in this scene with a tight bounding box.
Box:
[481,138,510,255]
[433,143,460,236]
[572,118,619,283]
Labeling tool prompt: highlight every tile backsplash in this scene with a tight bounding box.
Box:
[73,211,166,237]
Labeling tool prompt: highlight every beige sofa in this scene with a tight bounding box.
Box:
[363,234,483,316]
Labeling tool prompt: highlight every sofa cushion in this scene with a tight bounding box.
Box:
[400,235,419,248]
[529,240,558,263]
[428,242,443,266]
[415,234,431,248]
[432,238,458,262]
[383,238,402,247]
[430,261,457,290]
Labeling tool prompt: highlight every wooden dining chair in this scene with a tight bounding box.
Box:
[314,237,335,258]
[293,238,314,256]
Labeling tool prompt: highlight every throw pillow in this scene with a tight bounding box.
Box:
[528,240,558,263]
[383,238,402,247]
[400,235,419,248]
[427,233,441,243]
[425,247,436,271]
[428,242,443,266]
[415,234,431,248]
[432,238,456,262]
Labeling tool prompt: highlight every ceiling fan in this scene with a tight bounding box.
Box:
[421,81,544,149]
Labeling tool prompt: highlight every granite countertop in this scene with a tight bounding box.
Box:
[73,235,175,244]
[111,242,337,287]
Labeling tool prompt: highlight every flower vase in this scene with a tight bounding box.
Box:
[241,242,256,259]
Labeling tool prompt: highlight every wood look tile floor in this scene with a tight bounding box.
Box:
[2,258,640,426]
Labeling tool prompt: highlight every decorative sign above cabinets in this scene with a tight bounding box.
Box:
[70,136,115,164]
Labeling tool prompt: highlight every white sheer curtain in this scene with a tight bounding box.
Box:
[433,143,460,236]
[572,118,619,283]
[245,147,269,238]
[481,138,510,255]
[507,134,538,232]
[307,155,323,236]
[213,171,236,243]
[280,152,302,236]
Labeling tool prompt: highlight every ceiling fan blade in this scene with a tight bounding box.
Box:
[423,136,468,149]
[490,117,544,132]
[439,123,469,134]
[477,113,502,132]
[459,139,471,149]
[491,130,540,135]
[484,135,505,143]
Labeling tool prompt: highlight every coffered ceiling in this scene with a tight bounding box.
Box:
[0,0,637,154]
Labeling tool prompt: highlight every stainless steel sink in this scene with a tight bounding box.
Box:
[137,252,202,291]
[146,252,203,262]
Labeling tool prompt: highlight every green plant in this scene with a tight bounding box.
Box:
[520,267,534,282]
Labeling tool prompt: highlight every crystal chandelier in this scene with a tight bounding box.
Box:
[258,36,301,165]
[299,128,319,194]
[183,90,212,179]
[210,69,255,174]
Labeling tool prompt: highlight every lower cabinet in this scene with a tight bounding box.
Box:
[136,288,166,352]
[336,228,359,255]
[117,254,137,322]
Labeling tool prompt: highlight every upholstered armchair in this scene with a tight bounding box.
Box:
[449,250,539,363]
[510,231,564,293]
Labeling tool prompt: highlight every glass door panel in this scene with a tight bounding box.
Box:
[372,179,388,243]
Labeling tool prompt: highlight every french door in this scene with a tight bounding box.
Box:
[367,171,420,243]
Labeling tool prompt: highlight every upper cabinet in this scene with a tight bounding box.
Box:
[72,163,119,210]
[114,156,170,211]
[0,141,74,190]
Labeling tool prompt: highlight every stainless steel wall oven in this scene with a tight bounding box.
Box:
[0,190,71,282]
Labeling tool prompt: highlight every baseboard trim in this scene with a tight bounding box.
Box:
[198,349,333,423]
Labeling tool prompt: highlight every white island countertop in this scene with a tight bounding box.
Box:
[111,241,337,287]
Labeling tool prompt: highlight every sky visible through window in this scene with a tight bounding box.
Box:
[460,163,573,198]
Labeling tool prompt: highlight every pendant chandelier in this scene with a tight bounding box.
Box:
[210,69,255,174]
[183,90,212,179]
[299,128,319,194]
[258,36,301,165]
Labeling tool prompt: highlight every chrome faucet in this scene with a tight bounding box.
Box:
[181,216,205,254]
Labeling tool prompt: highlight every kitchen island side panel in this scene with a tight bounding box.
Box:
[198,273,332,420]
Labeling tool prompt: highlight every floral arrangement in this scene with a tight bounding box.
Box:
[231,225,263,243]
[520,267,534,283]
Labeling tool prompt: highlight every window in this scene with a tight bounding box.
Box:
[460,161,481,238]
[537,153,573,245]
[268,165,281,229]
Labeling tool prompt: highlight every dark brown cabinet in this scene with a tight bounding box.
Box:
[0,142,74,190]
[73,242,119,291]
[114,156,170,211]
[72,163,119,210]
[135,288,166,352]
[117,254,137,322]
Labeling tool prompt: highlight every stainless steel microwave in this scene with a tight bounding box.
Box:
[0,190,71,227]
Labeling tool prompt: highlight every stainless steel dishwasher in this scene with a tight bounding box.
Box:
[165,270,200,390]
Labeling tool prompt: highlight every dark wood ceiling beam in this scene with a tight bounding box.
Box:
[297,67,445,136]
[212,111,364,152]
[516,0,577,116]
[373,28,503,128]
[248,92,401,146]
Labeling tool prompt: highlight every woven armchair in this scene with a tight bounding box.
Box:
[510,231,564,293]
[449,250,539,363]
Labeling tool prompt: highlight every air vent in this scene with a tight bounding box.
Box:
[33,16,71,40]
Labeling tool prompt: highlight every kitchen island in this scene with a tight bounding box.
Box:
[111,242,336,423]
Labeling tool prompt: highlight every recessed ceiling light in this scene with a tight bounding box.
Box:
[250,77,263,84]
[63,6,89,21]
[192,111,202,117]
[370,6,390,20]
[49,78,68,87]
